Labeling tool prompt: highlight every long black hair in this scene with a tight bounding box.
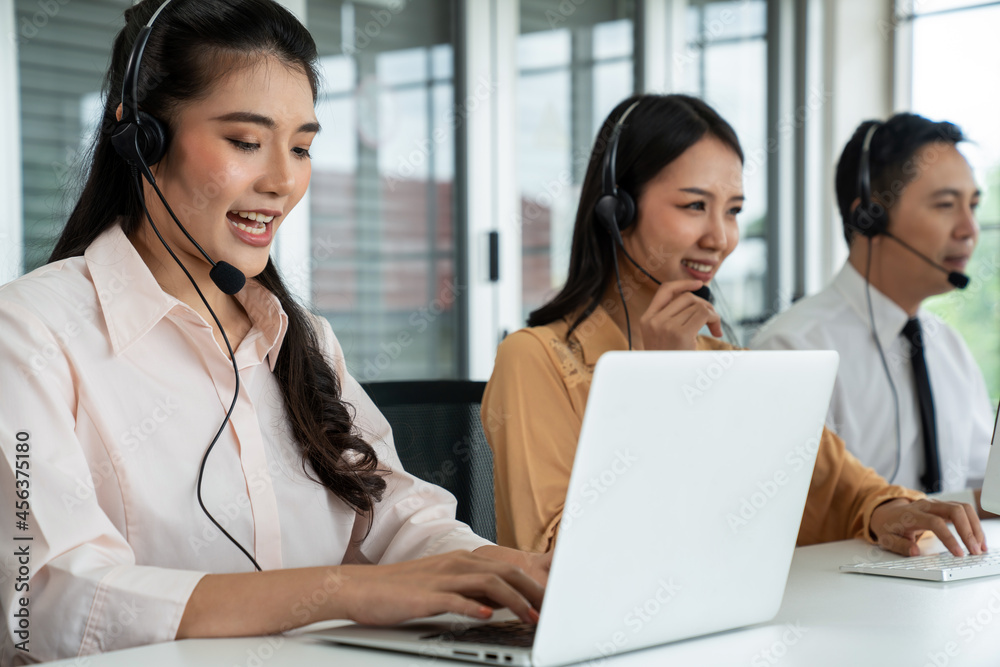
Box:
[527,94,744,336]
[49,0,387,516]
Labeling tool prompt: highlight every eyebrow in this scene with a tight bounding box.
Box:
[929,187,981,199]
[680,187,745,202]
[212,111,321,134]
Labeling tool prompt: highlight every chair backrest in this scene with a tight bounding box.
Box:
[362,380,496,542]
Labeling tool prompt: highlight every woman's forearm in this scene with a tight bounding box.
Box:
[176,566,350,638]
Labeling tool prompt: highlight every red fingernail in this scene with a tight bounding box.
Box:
[480,606,492,618]
[529,608,540,624]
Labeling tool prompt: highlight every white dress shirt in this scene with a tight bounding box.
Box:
[751,262,993,494]
[0,225,489,664]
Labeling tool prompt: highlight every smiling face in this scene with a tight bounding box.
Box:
[621,136,744,284]
[140,55,318,280]
[879,142,979,297]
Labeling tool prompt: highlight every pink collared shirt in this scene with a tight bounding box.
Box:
[0,225,489,663]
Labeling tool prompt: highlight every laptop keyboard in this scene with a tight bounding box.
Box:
[841,551,1000,581]
[421,620,536,647]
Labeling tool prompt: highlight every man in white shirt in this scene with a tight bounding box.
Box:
[752,114,993,509]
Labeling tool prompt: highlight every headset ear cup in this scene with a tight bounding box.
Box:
[111,119,143,167]
[595,194,625,247]
[852,201,887,238]
[616,189,636,232]
[136,111,169,166]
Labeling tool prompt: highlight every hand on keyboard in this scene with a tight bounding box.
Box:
[869,498,987,558]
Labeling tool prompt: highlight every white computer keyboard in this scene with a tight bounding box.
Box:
[840,551,1000,581]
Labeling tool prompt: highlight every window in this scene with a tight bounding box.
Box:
[899,0,1000,401]
[517,0,635,321]
[675,0,768,341]
[306,0,460,381]
[17,0,131,272]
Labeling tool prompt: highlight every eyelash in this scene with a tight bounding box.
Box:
[228,139,312,160]
[682,201,742,216]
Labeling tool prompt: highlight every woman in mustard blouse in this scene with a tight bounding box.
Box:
[482,94,985,558]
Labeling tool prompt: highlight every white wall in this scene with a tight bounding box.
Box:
[816,0,895,284]
[1,2,24,284]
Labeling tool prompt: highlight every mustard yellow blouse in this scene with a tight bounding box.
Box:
[482,305,922,553]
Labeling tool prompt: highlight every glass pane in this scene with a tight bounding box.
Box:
[17,0,133,273]
[377,47,429,86]
[925,229,1000,403]
[912,6,1000,226]
[688,0,767,41]
[517,70,571,311]
[911,5,1000,402]
[593,19,633,59]
[696,34,769,332]
[308,0,458,381]
[317,54,356,95]
[517,0,635,321]
[676,1,768,338]
[905,0,987,16]
[518,30,571,70]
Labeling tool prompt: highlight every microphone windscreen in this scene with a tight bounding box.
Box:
[947,272,970,289]
[210,262,247,295]
[692,285,713,303]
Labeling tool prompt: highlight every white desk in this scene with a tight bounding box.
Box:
[42,520,1000,666]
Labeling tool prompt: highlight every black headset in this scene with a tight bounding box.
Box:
[591,98,718,349]
[110,0,260,571]
[848,122,889,240]
[594,99,642,248]
[111,0,246,296]
[110,0,172,187]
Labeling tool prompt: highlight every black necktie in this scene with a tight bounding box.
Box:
[901,317,941,493]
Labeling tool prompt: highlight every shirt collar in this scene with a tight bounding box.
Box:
[833,262,928,349]
[567,304,630,366]
[85,225,288,371]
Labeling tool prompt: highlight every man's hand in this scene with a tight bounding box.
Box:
[870,498,987,557]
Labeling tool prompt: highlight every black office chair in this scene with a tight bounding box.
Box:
[361,380,496,542]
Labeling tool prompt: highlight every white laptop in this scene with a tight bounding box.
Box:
[310,350,839,666]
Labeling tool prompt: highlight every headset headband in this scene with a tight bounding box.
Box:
[120,0,175,123]
[857,121,881,212]
[602,99,642,196]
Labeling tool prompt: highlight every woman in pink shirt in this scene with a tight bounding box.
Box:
[0,0,545,661]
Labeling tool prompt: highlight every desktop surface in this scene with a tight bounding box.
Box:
[41,520,1000,666]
